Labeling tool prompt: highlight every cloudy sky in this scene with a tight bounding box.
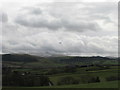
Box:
[0,0,118,57]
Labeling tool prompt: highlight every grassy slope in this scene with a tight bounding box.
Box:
[3,55,118,68]
[49,66,119,85]
[13,66,119,85]
[40,81,119,88]
[3,81,119,89]
[2,67,119,90]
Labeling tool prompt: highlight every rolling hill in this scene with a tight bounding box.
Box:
[2,54,119,68]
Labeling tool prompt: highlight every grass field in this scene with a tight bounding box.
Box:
[39,81,119,88]
[2,66,119,90]
[3,81,119,90]
[3,55,119,90]
[49,66,119,85]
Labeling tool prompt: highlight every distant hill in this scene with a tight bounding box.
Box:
[58,56,114,63]
[2,54,39,62]
[2,54,119,68]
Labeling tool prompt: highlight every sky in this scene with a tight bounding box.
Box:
[0,0,119,57]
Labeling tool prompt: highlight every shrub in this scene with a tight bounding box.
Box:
[63,66,77,73]
[88,76,100,83]
[80,75,100,83]
[106,76,120,81]
[57,76,79,85]
[2,71,52,86]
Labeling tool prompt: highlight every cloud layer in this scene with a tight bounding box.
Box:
[1,2,118,57]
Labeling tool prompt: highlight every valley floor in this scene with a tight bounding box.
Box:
[2,81,119,90]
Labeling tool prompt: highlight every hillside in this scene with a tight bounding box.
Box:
[2,54,118,68]
[2,54,40,62]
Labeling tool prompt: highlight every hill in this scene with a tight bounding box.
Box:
[2,54,40,62]
[2,54,118,68]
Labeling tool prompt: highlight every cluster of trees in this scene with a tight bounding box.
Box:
[57,76,79,85]
[44,65,110,75]
[57,76,100,85]
[2,67,101,87]
[2,68,52,86]
[59,56,113,64]
[86,65,110,71]
[106,76,120,81]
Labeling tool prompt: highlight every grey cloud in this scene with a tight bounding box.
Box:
[77,2,117,24]
[15,16,62,30]
[31,8,42,15]
[83,2,117,14]
[21,7,42,15]
[15,14,101,32]
[0,12,8,23]
[2,2,118,57]
[14,2,116,32]
[2,32,118,57]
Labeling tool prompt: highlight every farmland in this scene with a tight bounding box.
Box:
[2,54,120,89]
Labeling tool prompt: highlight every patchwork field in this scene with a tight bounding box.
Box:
[2,54,120,89]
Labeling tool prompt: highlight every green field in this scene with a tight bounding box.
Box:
[3,66,119,89]
[3,81,119,89]
[49,66,119,85]
[2,54,119,89]
[37,81,119,88]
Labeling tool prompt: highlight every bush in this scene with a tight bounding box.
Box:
[106,76,120,81]
[63,66,77,73]
[80,75,100,84]
[46,69,57,75]
[57,76,79,85]
[88,76,100,83]
[2,71,52,86]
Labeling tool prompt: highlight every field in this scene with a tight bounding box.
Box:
[2,65,120,89]
[49,65,119,85]
[2,81,119,89]
[2,54,120,89]
[35,81,119,88]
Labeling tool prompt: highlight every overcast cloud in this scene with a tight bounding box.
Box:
[1,1,118,57]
